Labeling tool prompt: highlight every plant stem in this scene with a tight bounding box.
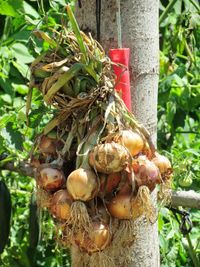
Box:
[159,0,178,25]
[185,234,200,267]
[184,39,195,62]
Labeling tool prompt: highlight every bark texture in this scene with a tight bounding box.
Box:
[75,1,160,266]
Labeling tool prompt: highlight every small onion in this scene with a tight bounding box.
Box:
[89,142,131,174]
[50,190,72,220]
[66,168,99,201]
[74,222,111,253]
[39,135,57,155]
[133,156,161,191]
[152,152,172,174]
[106,193,132,219]
[37,165,65,191]
[114,130,144,156]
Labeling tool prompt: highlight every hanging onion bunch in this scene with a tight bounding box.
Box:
[28,5,173,263]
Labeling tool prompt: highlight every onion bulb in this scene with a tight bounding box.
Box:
[74,222,111,253]
[37,165,65,191]
[152,152,172,174]
[106,193,132,219]
[39,135,57,155]
[89,142,131,174]
[66,168,99,201]
[99,172,121,195]
[50,190,72,220]
[114,130,144,156]
[133,156,161,191]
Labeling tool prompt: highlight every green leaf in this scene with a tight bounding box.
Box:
[5,122,23,151]
[173,74,184,87]
[0,94,12,104]
[23,1,40,19]
[12,61,30,79]
[44,63,83,103]
[12,84,29,95]
[66,5,87,63]
[29,106,47,128]
[0,0,23,17]
[11,43,34,64]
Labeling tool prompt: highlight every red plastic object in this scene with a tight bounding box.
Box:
[109,48,131,111]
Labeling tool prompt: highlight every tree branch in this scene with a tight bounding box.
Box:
[170,190,200,209]
[1,160,200,209]
[0,161,35,177]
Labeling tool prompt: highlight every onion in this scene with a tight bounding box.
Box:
[118,171,135,195]
[50,190,72,220]
[106,193,132,219]
[89,142,131,174]
[152,152,172,174]
[39,135,57,155]
[74,222,111,253]
[133,156,161,191]
[114,130,144,156]
[66,168,99,201]
[37,165,65,191]
[99,173,121,195]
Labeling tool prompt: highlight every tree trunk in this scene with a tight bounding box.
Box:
[74,1,160,266]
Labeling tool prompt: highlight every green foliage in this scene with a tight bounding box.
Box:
[159,0,200,266]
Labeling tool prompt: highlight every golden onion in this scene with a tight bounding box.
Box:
[66,168,99,201]
[89,142,131,174]
[106,193,132,219]
[114,130,144,156]
[152,152,172,174]
[74,222,111,253]
[50,190,72,220]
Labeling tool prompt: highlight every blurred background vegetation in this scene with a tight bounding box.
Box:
[0,0,199,266]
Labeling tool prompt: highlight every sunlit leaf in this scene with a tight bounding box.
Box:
[0,0,23,17]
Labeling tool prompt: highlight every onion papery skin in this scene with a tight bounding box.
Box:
[106,193,132,219]
[66,168,99,201]
[99,173,121,196]
[89,142,131,174]
[37,165,65,191]
[74,222,111,253]
[152,152,172,175]
[39,135,57,155]
[50,190,72,220]
[133,156,161,191]
[114,130,144,157]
